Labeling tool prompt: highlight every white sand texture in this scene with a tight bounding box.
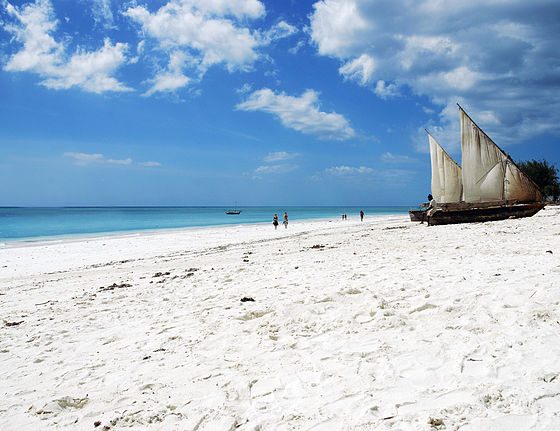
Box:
[1,208,560,431]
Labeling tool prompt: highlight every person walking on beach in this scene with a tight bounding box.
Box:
[283,212,289,229]
[273,213,279,230]
[360,210,364,222]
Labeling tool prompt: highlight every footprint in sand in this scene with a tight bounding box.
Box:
[237,310,272,321]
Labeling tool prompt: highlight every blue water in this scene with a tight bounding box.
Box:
[0,206,410,242]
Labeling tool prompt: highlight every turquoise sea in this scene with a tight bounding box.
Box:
[0,206,410,242]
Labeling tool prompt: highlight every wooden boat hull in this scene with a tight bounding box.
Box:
[225,210,241,215]
[409,210,425,222]
[428,202,545,226]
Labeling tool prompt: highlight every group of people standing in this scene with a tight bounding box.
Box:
[272,212,288,230]
[342,210,365,221]
[273,210,366,230]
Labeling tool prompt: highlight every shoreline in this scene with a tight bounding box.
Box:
[0,211,407,249]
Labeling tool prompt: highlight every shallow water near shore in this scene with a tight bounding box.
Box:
[0,206,410,241]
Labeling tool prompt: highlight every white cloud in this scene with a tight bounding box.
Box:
[236,88,356,140]
[144,51,191,96]
[125,6,259,71]
[64,152,132,166]
[261,21,298,44]
[310,0,560,144]
[174,0,265,19]
[64,152,104,166]
[122,2,302,95]
[3,0,61,76]
[325,165,374,175]
[263,151,300,162]
[42,38,130,93]
[4,0,130,93]
[310,0,369,57]
[139,161,162,167]
[319,165,415,187]
[124,0,264,88]
[255,164,297,175]
[339,54,375,86]
[236,83,252,94]
[380,152,416,164]
[89,0,115,30]
[106,157,132,166]
[288,40,306,55]
[2,0,300,96]
[374,80,399,99]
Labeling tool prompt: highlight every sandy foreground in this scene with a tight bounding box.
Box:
[1,210,560,431]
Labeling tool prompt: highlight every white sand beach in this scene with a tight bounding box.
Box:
[1,209,560,431]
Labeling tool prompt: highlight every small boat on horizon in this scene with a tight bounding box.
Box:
[225,202,242,215]
[410,105,545,226]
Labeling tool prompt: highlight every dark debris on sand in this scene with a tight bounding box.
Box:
[240,297,255,302]
[4,320,24,327]
[99,283,132,292]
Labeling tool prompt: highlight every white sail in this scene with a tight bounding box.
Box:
[504,161,543,201]
[460,108,542,203]
[429,134,462,203]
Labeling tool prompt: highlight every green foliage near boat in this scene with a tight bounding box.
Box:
[518,159,560,201]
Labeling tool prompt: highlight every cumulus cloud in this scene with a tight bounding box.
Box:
[339,54,375,86]
[124,0,266,94]
[2,0,298,96]
[263,151,300,162]
[144,51,191,96]
[3,0,130,93]
[236,88,356,140]
[374,80,399,99]
[310,0,560,145]
[123,1,299,95]
[139,161,162,167]
[124,1,261,71]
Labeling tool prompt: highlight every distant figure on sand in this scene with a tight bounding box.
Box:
[421,194,437,225]
[273,214,279,230]
[360,210,364,221]
[283,212,289,229]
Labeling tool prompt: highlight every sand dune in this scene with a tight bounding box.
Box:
[1,210,560,430]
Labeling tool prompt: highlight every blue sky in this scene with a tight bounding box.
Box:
[0,0,558,206]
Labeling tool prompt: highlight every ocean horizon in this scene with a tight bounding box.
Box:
[0,206,412,242]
